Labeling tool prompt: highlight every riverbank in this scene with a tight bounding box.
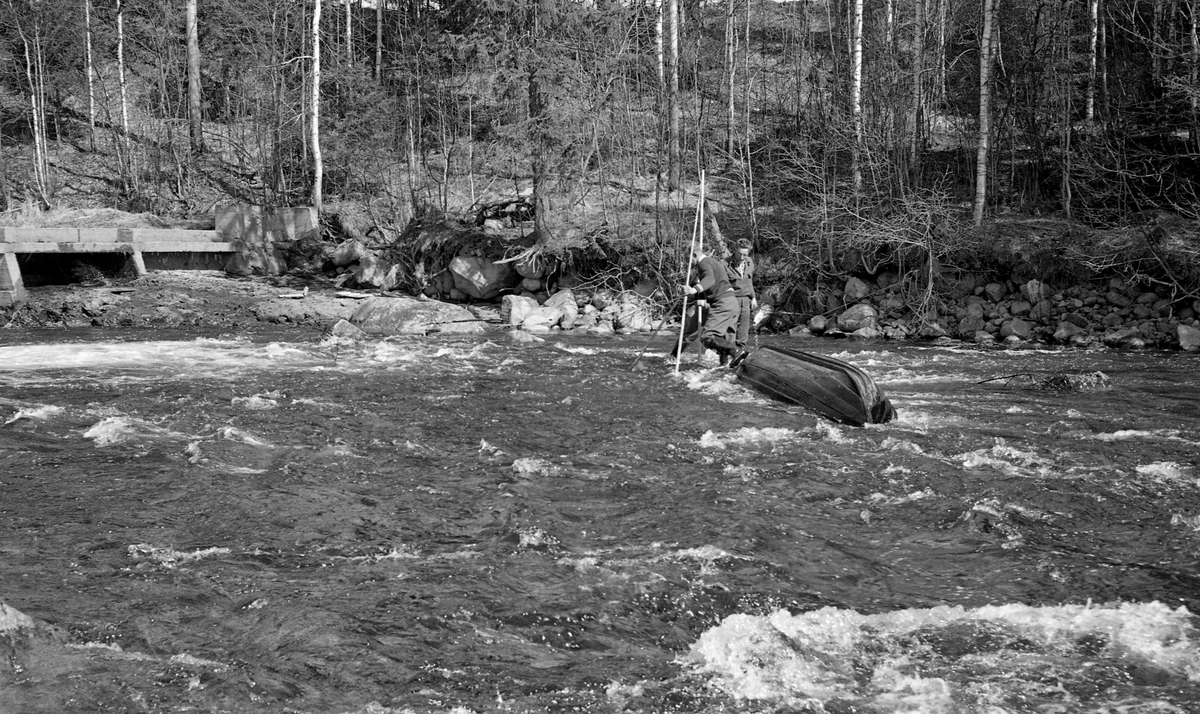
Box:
[2,269,1199,353]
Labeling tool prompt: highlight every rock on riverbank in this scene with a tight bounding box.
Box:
[771,275,1200,351]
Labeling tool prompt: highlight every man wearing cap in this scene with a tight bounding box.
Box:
[728,238,758,352]
[672,242,744,366]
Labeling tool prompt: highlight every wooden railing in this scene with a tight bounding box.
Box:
[0,227,237,307]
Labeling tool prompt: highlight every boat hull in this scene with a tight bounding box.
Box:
[736,345,897,426]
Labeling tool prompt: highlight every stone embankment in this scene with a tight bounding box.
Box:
[795,275,1200,351]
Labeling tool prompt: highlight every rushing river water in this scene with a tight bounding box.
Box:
[0,328,1198,714]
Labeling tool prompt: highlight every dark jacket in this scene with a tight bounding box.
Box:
[693,255,734,301]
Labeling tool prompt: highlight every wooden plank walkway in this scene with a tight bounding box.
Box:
[0,227,237,306]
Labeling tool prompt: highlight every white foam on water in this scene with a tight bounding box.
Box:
[868,488,935,506]
[232,392,281,410]
[956,440,1054,478]
[879,437,927,454]
[1088,429,1200,446]
[127,544,231,569]
[511,457,562,476]
[0,340,328,385]
[812,421,854,444]
[1171,513,1200,531]
[698,427,800,449]
[687,601,1200,712]
[1136,461,1198,487]
[213,426,273,447]
[3,403,64,424]
[554,343,598,355]
[83,416,175,446]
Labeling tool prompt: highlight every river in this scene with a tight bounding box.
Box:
[1,329,1197,714]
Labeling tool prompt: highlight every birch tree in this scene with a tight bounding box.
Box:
[84,0,96,148]
[116,0,133,188]
[311,0,323,211]
[1086,0,1098,123]
[850,0,863,195]
[667,0,681,190]
[974,0,998,225]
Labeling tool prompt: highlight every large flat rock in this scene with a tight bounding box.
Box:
[349,296,487,335]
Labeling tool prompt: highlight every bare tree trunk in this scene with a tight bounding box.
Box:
[1086,0,1098,123]
[935,0,948,105]
[1061,0,1073,219]
[973,0,998,226]
[1191,0,1199,149]
[312,0,324,212]
[911,0,926,168]
[117,0,133,188]
[1153,0,1164,87]
[345,0,352,65]
[84,0,96,149]
[374,0,383,80]
[667,0,681,191]
[725,0,735,162]
[850,0,863,195]
[187,0,204,154]
[1100,6,1108,115]
[19,19,51,206]
[656,0,664,88]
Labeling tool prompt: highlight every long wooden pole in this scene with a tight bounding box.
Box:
[673,171,706,374]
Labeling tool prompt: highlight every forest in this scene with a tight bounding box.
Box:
[1,0,1199,316]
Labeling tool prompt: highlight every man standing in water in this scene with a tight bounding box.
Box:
[672,242,745,367]
[728,237,758,353]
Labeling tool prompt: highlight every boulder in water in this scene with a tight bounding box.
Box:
[350,296,485,335]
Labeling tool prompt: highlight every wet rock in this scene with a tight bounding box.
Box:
[1106,291,1132,308]
[957,315,987,339]
[591,289,615,310]
[1100,311,1124,328]
[350,296,485,335]
[449,255,518,300]
[837,303,878,332]
[1061,312,1089,328]
[1000,318,1032,340]
[844,276,871,302]
[849,325,881,340]
[809,314,828,335]
[522,306,564,331]
[881,321,910,340]
[320,318,367,345]
[351,254,398,291]
[1178,324,1200,352]
[1020,279,1047,303]
[984,282,1007,303]
[1053,320,1088,345]
[614,292,654,332]
[331,239,368,267]
[1103,327,1142,348]
[1029,299,1054,321]
[876,294,904,314]
[544,290,579,329]
[876,271,900,290]
[502,294,539,326]
[508,328,545,344]
[919,321,949,338]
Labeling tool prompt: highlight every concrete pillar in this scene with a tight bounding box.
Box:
[0,252,27,306]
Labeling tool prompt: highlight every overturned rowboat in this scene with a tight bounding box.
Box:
[736,345,898,426]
